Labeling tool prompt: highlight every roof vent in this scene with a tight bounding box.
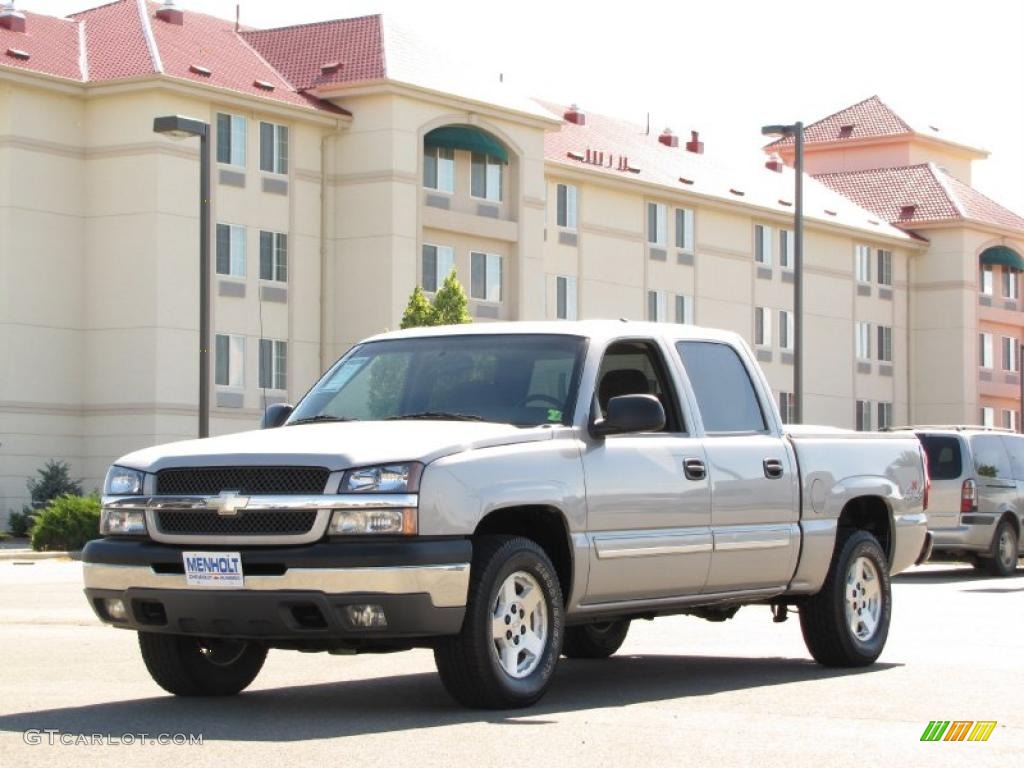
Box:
[684,130,704,154]
[320,61,343,74]
[900,203,918,219]
[658,128,678,148]
[678,177,694,185]
[765,153,785,173]
[189,64,212,77]
[778,199,793,207]
[254,79,275,91]
[0,2,26,33]
[729,188,745,197]
[824,209,837,216]
[839,124,855,138]
[564,104,586,125]
[155,1,184,25]
[5,47,29,59]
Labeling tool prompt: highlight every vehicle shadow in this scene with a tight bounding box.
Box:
[0,654,899,742]
[892,565,1023,584]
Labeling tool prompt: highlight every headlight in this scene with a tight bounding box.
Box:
[342,463,422,493]
[100,508,147,536]
[104,466,146,495]
[329,507,417,535]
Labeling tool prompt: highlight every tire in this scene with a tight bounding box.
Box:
[980,519,1019,577]
[799,530,891,667]
[563,620,630,659]
[138,632,267,696]
[434,536,564,709]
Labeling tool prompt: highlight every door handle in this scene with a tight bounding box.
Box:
[683,458,706,481]
[763,459,784,479]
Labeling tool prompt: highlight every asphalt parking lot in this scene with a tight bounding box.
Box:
[0,558,1020,767]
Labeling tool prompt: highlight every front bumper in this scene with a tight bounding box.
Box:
[82,538,470,641]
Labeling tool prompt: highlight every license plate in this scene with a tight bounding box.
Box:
[182,551,244,588]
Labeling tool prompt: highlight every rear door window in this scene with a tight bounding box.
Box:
[970,435,1012,480]
[675,341,767,434]
[917,434,962,480]
[1000,435,1024,480]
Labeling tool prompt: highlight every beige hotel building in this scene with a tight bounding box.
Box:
[2,1,1023,513]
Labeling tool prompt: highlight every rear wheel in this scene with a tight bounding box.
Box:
[799,530,891,667]
[980,519,1019,577]
[563,620,631,659]
[138,632,267,696]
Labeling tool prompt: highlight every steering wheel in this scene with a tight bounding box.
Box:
[518,394,564,409]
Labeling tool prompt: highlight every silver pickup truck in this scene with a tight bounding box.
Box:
[83,321,931,708]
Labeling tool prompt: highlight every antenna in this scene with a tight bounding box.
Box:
[235,4,240,32]
[645,112,650,136]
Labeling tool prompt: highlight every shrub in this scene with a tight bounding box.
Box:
[28,459,83,504]
[30,494,101,552]
[7,506,39,537]
[432,270,472,326]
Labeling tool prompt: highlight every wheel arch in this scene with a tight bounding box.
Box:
[836,495,893,563]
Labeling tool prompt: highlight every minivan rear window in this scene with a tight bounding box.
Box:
[917,434,962,480]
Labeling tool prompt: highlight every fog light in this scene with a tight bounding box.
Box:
[345,604,387,629]
[104,598,128,622]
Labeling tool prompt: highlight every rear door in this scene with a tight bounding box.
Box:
[916,433,965,531]
[969,435,1016,518]
[674,340,800,593]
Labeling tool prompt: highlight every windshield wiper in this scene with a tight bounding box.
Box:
[385,411,484,422]
[287,415,360,426]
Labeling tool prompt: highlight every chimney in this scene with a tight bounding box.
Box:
[685,130,704,154]
[564,104,586,125]
[155,1,184,25]
[658,128,678,148]
[765,152,785,173]
[0,2,26,33]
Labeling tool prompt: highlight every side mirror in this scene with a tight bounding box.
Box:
[590,394,666,437]
[261,403,293,429]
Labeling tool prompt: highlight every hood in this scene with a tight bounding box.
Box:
[116,421,557,473]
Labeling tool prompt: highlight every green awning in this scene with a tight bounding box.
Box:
[424,126,508,163]
[981,246,1024,271]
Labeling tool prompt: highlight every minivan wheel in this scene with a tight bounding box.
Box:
[563,620,631,659]
[434,536,564,709]
[799,530,891,667]
[981,519,1019,577]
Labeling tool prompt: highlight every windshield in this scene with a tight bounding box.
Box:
[288,334,586,427]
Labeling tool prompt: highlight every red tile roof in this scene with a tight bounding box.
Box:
[767,96,910,149]
[815,163,1024,233]
[73,0,155,81]
[0,10,83,81]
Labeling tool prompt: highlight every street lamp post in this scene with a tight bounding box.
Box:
[153,115,211,438]
[762,121,804,424]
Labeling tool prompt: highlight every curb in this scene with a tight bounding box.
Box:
[0,550,76,561]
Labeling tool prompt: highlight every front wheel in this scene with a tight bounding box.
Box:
[434,536,564,709]
[799,530,891,667]
[980,519,1019,577]
[563,620,630,659]
[138,632,267,696]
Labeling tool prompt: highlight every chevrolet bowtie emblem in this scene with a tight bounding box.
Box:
[208,490,250,517]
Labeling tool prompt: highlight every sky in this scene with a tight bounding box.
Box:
[31,0,1024,216]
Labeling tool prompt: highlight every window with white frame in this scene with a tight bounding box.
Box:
[780,228,794,269]
[423,145,455,193]
[778,391,795,424]
[216,224,246,277]
[1003,268,1020,300]
[877,401,893,431]
[1002,336,1018,372]
[259,231,287,283]
[647,290,668,322]
[555,275,578,320]
[855,321,871,360]
[855,400,872,431]
[470,251,502,302]
[647,203,667,246]
[216,113,246,167]
[556,184,578,229]
[259,121,288,174]
[980,332,994,368]
[779,310,794,351]
[981,407,995,427]
[215,334,245,388]
[675,294,694,324]
[675,207,695,252]
[877,249,893,286]
[754,224,773,265]
[855,245,871,283]
[258,339,287,390]
[1002,409,1018,431]
[421,244,455,293]
[754,306,772,346]
[980,265,994,295]
[471,153,503,201]
[877,325,893,363]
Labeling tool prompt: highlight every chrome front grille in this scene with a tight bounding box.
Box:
[155,467,330,496]
[155,509,319,537]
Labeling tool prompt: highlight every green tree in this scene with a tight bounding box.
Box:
[28,459,82,504]
[400,285,436,329]
[432,270,472,326]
